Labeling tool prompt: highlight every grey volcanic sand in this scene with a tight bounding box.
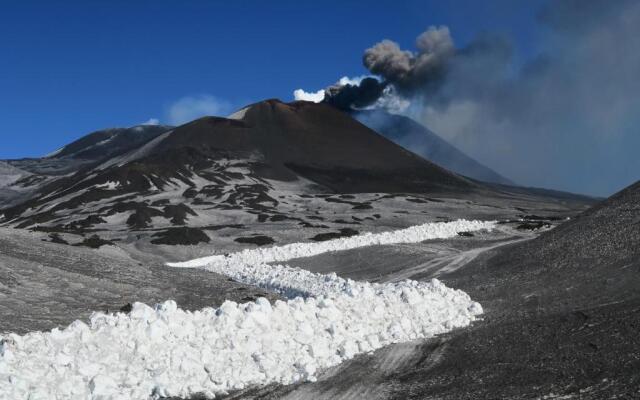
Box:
[0,228,280,334]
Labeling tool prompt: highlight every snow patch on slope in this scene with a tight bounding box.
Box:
[169,219,495,270]
[228,107,248,120]
[43,147,64,158]
[0,220,493,399]
[94,181,120,190]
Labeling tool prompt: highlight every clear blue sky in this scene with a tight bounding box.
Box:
[0,0,544,159]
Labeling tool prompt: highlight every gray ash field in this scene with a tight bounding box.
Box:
[1,99,635,399]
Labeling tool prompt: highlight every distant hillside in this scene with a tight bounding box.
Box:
[354,110,513,185]
[47,125,171,160]
[0,125,171,208]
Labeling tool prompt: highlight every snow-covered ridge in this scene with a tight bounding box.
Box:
[0,220,493,399]
[227,106,248,120]
[43,147,64,158]
[169,219,496,270]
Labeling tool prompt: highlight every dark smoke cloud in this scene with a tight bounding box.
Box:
[323,77,387,111]
[363,26,454,94]
[322,0,640,196]
[324,27,512,110]
[321,26,455,109]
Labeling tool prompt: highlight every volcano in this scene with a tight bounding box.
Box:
[203,99,474,192]
[0,99,590,249]
[0,100,475,226]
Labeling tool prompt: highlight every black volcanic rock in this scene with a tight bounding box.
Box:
[74,234,114,249]
[163,204,197,225]
[310,228,360,242]
[234,235,276,246]
[354,110,513,185]
[151,227,210,245]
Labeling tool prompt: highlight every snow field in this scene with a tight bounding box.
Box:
[0,220,493,399]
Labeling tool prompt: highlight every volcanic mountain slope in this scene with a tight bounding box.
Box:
[0,101,470,234]
[0,125,170,208]
[195,99,473,193]
[45,124,171,161]
[470,179,640,311]
[417,179,640,398]
[354,109,514,185]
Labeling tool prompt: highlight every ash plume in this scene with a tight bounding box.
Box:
[323,77,387,110]
[363,26,454,94]
[297,0,640,196]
